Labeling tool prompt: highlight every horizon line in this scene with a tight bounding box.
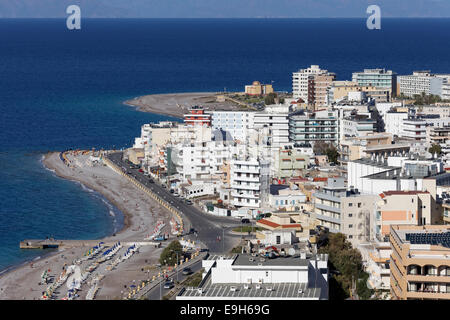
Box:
[2,16,450,19]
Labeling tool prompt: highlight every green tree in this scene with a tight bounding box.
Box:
[159,240,183,266]
[264,92,276,105]
[318,233,374,300]
[429,144,442,155]
[326,146,339,164]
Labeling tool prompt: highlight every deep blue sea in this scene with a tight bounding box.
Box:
[1,18,450,271]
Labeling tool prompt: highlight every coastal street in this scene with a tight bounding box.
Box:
[143,258,203,300]
[107,152,245,254]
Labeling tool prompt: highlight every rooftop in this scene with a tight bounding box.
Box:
[178,276,321,299]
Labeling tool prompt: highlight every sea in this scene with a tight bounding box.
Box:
[1,18,450,272]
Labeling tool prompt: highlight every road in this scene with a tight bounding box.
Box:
[144,258,203,300]
[107,152,246,254]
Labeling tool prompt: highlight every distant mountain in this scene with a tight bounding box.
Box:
[1,0,450,18]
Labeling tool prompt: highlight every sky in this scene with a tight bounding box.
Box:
[1,0,450,18]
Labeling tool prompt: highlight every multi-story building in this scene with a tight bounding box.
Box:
[400,117,427,155]
[312,177,348,232]
[348,153,450,196]
[398,71,444,98]
[390,224,450,300]
[183,106,211,127]
[177,253,329,300]
[376,191,441,239]
[245,81,274,95]
[428,126,450,160]
[340,115,377,142]
[230,158,270,208]
[384,110,408,137]
[338,133,409,166]
[292,65,333,101]
[443,201,450,224]
[340,194,378,246]
[275,144,312,178]
[210,110,255,142]
[170,139,246,181]
[253,109,289,148]
[327,81,360,104]
[352,68,397,97]
[288,109,339,147]
[307,73,336,108]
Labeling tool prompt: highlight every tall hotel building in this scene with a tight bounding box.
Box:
[398,71,444,98]
[352,68,397,97]
[292,65,335,106]
[390,224,450,300]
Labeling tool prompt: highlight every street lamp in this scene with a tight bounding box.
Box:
[159,263,164,300]
[170,250,179,283]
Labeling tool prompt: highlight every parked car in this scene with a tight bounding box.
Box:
[185,200,193,205]
[173,193,180,197]
[241,218,250,224]
[170,189,175,194]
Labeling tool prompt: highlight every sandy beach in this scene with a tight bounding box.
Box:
[0,151,180,300]
[124,92,244,118]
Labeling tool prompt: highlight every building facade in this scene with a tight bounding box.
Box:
[390,224,450,300]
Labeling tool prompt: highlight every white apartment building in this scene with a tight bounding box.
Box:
[171,140,246,181]
[384,111,408,137]
[292,65,330,100]
[340,116,377,142]
[347,153,448,196]
[177,253,329,300]
[230,158,270,208]
[253,110,289,148]
[210,107,289,148]
[209,111,255,142]
[398,71,444,97]
[400,118,427,155]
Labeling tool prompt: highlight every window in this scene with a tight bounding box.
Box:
[358,203,361,208]
[349,224,353,228]
[349,214,353,218]
[349,203,353,207]
[349,235,353,239]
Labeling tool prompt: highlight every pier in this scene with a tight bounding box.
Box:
[19,239,161,249]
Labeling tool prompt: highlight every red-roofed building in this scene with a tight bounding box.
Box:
[183,106,211,127]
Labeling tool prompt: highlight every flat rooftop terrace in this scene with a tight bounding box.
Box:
[178,276,321,300]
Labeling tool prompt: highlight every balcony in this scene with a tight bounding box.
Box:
[231,183,260,191]
[232,174,260,182]
[231,191,259,199]
[406,290,450,299]
[232,167,260,174]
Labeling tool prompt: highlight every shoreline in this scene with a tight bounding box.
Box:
[0,151,174,300]
[41,153,131,237]
[124,91,244,118]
